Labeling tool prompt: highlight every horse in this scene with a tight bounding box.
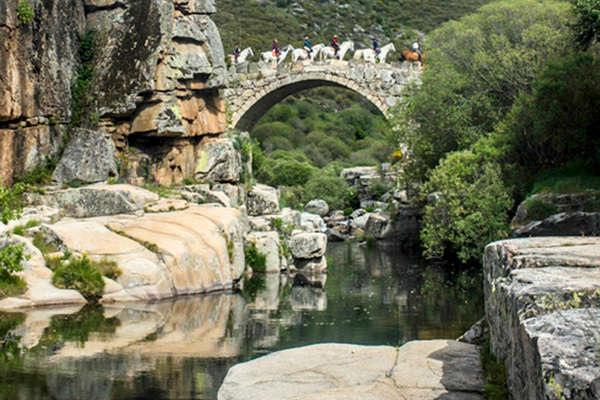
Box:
[354,42,396,63]
[319,41,354,61]
[292,43,325,63]
[399,50,425,66]
[376,43,396,64]
[231,47,254,64]
[260,44,294,65]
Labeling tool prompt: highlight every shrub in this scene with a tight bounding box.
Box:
[420,150,512,263]
[525,198,558,221]
[303,174,350,210]
[0,243,28,299]
[16,0,34,26]
[0,184,25,224]
[52,256,105,300]
[244,243,267,273]
[92,258,121,280]
[271,158,315,187]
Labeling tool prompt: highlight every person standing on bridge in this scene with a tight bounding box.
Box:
[304,36,312,55]
[331,35,340,56]
[273,38,280,59]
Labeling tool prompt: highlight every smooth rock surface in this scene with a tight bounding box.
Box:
[218,340,485,400]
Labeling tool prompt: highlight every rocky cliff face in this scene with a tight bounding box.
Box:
[1,0,230,186]
[0,0,85,184]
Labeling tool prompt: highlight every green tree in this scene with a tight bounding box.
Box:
[571,0,600,48]
[393,0,572,184]
[420,151,512,263]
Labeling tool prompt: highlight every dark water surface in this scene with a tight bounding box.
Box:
[0,242,483,400]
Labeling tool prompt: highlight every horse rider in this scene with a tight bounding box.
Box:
[232,44,241,63]
[273,38,280,58]
[412,37,422,62]
[304,36,312,55]
[331,35,340,56]
[372,37,381,56]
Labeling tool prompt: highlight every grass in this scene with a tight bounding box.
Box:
[51,256,105,300]
[32,232,59,255]
[11,220,40,236]
[0,277,27,299]
[244,242,267,273]
[530,163,600,195]
[110,229,159,253]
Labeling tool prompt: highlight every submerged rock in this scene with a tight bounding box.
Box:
[218,340,485,400]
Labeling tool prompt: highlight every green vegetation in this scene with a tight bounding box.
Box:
[16,0,34,26]
[42,305,120,346]
[214,0,495,59]
[571,0,600,48]
[71,30,97,127]
[252,87,392,210]
[0,244,28,299]
[51,256,106,300]
[392,0,600,263]
[524,198,559,222]
[244,243,267,273]
[481,336,509,399]
[0,184,25,224]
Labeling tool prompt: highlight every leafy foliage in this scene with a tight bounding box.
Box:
[571,0,600,48]
[244,243,267,273]
[71,30,97,127]
[0,244,28,299]
[16,0,34,26]
[420,151,512,263]
[0,184,25,224]
[52,256,106,300]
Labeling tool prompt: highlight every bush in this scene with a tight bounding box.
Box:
[52,256,105,300]
[0,184,25,224]
[303,174,351,210]
[420,151,512,263]
[16,0,34,25]
[271,158,315,187]
[244,243,267,273]
[0,243,28,299]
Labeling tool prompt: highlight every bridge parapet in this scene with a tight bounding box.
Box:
[223,60,421,131]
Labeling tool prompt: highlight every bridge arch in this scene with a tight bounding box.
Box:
[224,61,421,131]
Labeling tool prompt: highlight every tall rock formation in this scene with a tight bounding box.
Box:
[1,0,231,186]
[0,0,86,185]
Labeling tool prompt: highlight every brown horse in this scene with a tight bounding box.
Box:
[399,50,425,66]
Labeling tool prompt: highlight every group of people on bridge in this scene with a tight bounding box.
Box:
[231,35,423,65]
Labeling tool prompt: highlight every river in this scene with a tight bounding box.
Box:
[0,242,483,399]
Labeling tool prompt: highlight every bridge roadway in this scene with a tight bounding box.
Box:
[223,59,422,131]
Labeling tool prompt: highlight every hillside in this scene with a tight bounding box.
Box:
[214,0,495,57]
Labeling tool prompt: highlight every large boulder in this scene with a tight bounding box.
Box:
[512,211,600,238]
[245,231,280,273]
[194,138,241,183]
[484,237,600,399]
[300,212,326,233]
[304,199,329,217]
[364,212,390,239]
[52,128,118,184]
[247,184,279,216]
[218,340,485,400]
[289,232,327,259]
[26,184,159,218]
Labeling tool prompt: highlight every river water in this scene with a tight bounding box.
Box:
[0,242,483,399]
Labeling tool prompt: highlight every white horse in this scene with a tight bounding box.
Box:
[231,47,254,64]
[292,43,325,63]
[353,42,396,63]
[261,44,294,65]
[319,41,354,61]
[376,43,396,64]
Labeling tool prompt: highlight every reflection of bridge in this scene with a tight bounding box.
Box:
[224,60,422,131]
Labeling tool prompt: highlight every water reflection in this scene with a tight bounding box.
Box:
[0,242,483,400]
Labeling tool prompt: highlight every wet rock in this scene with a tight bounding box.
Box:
[289,232,327,259]
[304,199,329,217]
[52,128,118,184]
[247,184,279,216]
[218,340,485,400]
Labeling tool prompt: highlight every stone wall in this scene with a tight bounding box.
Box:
[484,237,600,399]
[0,0,85,184]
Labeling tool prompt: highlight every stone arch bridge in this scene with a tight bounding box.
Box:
[223,60,422,131]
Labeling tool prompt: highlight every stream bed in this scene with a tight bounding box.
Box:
[0,242,483,399]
